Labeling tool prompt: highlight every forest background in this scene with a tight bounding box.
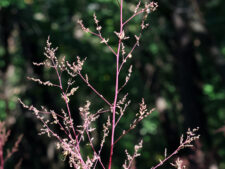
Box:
[0,0,225,168]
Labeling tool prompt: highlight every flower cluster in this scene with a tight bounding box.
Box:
[122,140,143,169]
[171,158,186,169]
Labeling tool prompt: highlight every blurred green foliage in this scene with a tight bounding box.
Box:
[0,0,26,8]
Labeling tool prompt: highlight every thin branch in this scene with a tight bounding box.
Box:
[123,9,145,26]
[78,72,112,107]
[86,130,106,169]
[119,42,138,73]
[114,108,155,145]
[88,31,117,56]
[151,128,200,169]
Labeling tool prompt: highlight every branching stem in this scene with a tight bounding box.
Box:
[108,0,123,168]
[51,59,87,168]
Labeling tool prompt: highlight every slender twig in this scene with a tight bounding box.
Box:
[114,108,155,145]
[151,141,187,169]
[88,31,117,56]
[123,9,145,26]
[78,72,112,107]
[119,41,138,73]
[85,130,106,169]
[94,109,111,116]
[115,113,123,127]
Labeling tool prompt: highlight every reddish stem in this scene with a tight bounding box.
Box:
[119,42,138,73]
[85,130,105,169]
[123,9,144,26]
[52,61,77,139]
[88,31,117,56]
[78,72,112,107]
[108,1,123,168]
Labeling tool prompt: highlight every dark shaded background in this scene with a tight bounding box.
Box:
[0,0,225,168]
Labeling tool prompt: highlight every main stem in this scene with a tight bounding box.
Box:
[108,0,123,168]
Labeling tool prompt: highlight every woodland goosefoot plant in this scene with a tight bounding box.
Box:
[19,0,200,169]
[0,122,23,169]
